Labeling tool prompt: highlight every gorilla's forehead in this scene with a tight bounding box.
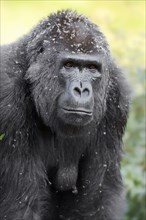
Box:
[55,24,104,53]
[29,10,110,56]
[43,11,109,53]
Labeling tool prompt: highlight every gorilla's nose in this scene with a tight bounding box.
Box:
[70,81,93,103]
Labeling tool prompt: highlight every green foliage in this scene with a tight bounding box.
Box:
[122,73,145,220]
[0,133,5,140]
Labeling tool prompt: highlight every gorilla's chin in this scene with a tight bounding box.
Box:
[55,110,93,136]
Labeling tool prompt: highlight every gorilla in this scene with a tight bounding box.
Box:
[0,10,131,220]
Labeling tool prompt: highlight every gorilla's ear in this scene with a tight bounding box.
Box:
[106,60,132,136]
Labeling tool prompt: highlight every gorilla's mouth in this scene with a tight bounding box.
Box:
[62,108,92,116]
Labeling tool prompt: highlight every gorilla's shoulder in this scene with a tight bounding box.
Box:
[0,39,28,80]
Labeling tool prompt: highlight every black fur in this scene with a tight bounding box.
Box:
[0,10,131,220]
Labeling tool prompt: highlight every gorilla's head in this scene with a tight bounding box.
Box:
[25,10,121,135]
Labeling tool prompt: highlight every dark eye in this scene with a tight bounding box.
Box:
[87,64,98,73]
[64,61,74,68]
[88,64,97,70]
[87,63,102,73]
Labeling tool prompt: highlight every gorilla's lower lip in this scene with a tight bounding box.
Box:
[62,108,92,115]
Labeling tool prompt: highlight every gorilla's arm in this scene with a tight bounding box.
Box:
[0,43,50,220]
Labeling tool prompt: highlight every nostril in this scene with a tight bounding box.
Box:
[73,87,81,97]
[83,88,90,97]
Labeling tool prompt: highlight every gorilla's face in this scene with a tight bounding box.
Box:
[57,52,105,127]
[26,49,109,135]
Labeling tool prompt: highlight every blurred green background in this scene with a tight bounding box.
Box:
[1,1,145,219]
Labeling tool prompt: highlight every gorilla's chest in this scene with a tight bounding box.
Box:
[41,132,86,192]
